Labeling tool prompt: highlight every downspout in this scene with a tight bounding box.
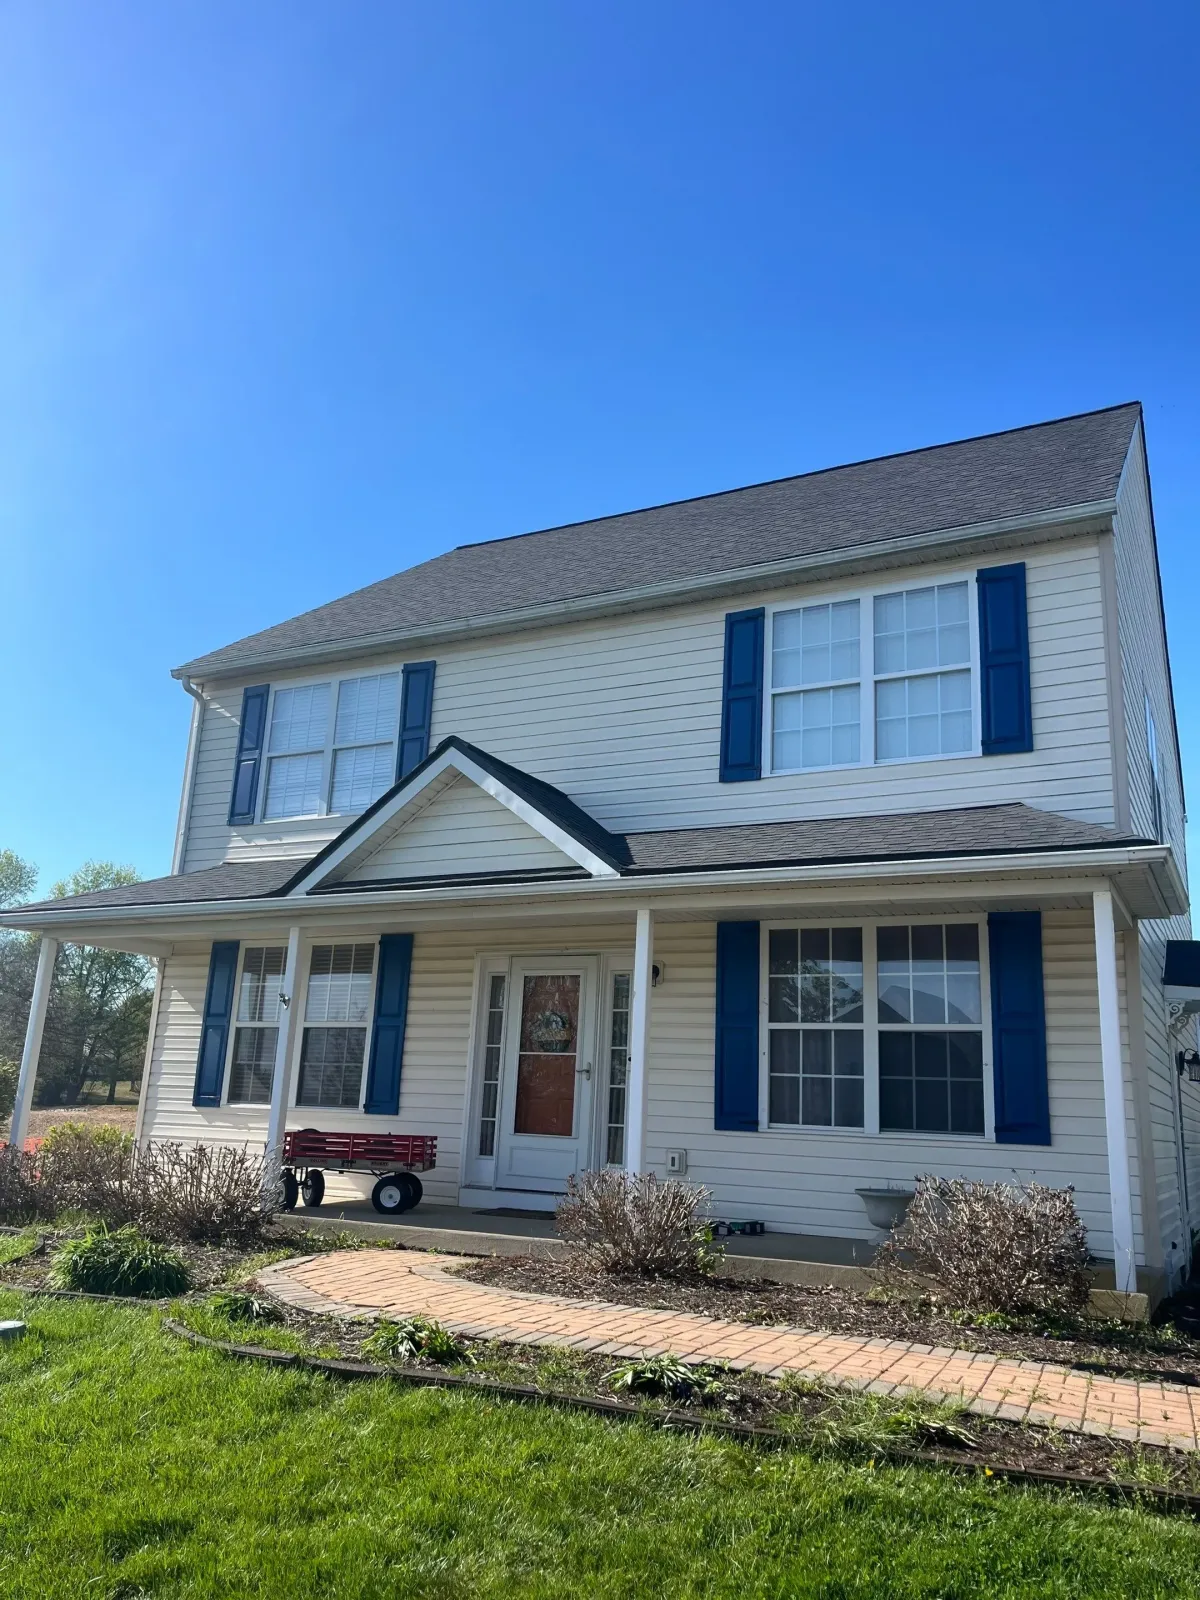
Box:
[171,678,206,875]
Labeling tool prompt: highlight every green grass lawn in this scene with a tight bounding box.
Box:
[2,1293,1200,1598]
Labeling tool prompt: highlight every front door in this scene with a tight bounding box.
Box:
[495,958,598,1192]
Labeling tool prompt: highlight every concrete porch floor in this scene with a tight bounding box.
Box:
[276,1198,886,1289]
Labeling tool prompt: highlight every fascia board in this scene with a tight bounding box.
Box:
[2,843,1176,935]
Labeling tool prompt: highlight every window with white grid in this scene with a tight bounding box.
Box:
[297,942,376,1108]
[873,583,972,760]
[766,577,977,773]
[227,946,287,1104]
[260,672,401,821]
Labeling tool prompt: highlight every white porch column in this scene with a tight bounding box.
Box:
[264,925,303,1161]
[9,937,58,1150]
[1093,890,1137,1294]
[624,907,654,1175]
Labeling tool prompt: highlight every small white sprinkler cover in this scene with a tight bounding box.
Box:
[0,1320,27,1341]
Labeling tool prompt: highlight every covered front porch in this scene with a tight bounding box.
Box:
[6,843,1173,1302]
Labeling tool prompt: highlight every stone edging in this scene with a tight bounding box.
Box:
[159,1315,1200,1516]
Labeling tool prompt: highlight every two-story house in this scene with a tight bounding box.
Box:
[6,401,1197,1304]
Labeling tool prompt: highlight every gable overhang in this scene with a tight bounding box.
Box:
[174,501,1116,685]
[284,742,623,895]
[2,841,1181,947]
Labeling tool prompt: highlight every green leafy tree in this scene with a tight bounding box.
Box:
[0,849,38,1075]
[0,850,37,911]
[35,863,154,1107]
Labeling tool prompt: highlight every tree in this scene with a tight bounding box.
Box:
[33,863,155,1108]
[0,850,37,911]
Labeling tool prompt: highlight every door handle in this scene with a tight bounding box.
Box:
[576,1062,592,1080]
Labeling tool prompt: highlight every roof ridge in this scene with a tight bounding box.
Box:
[452,402,1142,554]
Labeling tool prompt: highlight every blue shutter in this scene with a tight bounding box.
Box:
[988,911,1050,1145]
[397,662,436,780]
[715,921,760,1130]
[227,685,270,824]
[193,941,239,1107]
[364,934,413,1115]
[977,565,1032,754]
[719,609,765,782]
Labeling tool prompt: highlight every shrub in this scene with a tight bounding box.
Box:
[555,1169,717,1278]
[50,1225,191,1298]
[362,1316,469,1365]
[206,1290,284,1326]
[0,1130,277,1244]
[0,1059,18,1122]
[876,1175,1091,1316]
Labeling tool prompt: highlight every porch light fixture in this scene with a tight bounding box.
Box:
[1177,1049,1200,1084]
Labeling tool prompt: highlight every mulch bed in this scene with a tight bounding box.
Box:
[453,1255,1200,1385]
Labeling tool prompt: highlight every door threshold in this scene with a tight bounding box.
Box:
[460,1187,560,1213]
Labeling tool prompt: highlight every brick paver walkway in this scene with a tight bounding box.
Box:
[259,1251,1200,1451]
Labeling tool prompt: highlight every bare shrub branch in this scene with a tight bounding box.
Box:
[556,1169,717,1277]
[876,1175,1091,1315]
[0,1131,277,1246]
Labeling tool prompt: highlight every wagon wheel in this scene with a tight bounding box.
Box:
[371,1172,419,1215]
[281,1170,300,1211]
[301,1169,325,1208]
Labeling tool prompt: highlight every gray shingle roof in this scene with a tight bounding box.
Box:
[7,803,1149,915]
[177,403,1140,680]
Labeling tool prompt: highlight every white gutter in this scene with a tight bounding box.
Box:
[170,678,206,875]
[172,500,1115,683]
[1,842,1180,932]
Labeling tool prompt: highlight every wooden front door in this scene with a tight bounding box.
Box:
[495,958,599,1192]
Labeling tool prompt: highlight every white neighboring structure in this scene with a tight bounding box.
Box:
[6,402,1196,1304]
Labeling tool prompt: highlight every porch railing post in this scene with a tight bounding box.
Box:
[9,936,58,1151]
[265,926,304,1165]
[1093,889,1137,1294]
[625,907,654,1175]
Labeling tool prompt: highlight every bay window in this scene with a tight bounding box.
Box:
[765,921,987,1137]
[768,576,977,774]
[262,672,401,821]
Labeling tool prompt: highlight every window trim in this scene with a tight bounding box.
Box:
[294,939,382,1112]
[763,572,982,777]
[257,668,403,824]
[758,916,995,1141]
[221,943,289,1108]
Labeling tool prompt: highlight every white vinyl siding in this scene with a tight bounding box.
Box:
[182,540,1116,871]
[339,777,576,882]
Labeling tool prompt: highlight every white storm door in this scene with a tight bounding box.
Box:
[495,958,599,1193]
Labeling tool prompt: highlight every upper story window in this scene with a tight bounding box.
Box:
[262,672,400,821]
[768,579,976,774]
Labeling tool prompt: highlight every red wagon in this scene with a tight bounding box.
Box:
[281,1129,437,1215]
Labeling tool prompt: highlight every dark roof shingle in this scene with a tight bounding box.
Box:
[177,404,1140,679]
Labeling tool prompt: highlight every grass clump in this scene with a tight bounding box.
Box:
[362,1315,470,1365]
[0,1230,41,1268]
[607,1353,699,1398]
[205,1290,284,1326]
[49,1225,190,1299]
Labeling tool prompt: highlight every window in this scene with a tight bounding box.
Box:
[477,974,506,1158]
[767,928,864,1127]
[605,973,632,1164]
[261,672,400,821]
[227,946,286,1104]
[770,601,861,771]
[1146,697,1165,842]
[878,924,984,1135]
[767,578,976,774]
[874,583,972,760]
[297,943,376,1108]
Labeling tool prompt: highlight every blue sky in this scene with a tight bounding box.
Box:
[1,1,1197,893]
